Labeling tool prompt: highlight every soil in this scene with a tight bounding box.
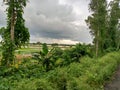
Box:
[104,65,120,90]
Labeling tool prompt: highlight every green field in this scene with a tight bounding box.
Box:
[16,44,72,55]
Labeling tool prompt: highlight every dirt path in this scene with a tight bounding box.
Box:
[104,65,120,90]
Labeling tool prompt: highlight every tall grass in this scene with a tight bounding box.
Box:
[8,52,120,90]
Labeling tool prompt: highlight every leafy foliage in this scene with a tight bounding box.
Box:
[62,44,93,65]
[1,0,29,66]
[33,43,55,71]
[0,52,120,90]
[33,43,92,71]
[86,0,120,56]
[86,0,107,56]
[1,27,16,66]
[106,0,120,49]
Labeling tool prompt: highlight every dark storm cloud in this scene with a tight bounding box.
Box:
[23,0,92,43]
[27,15,77,39]
[0,0,93,44]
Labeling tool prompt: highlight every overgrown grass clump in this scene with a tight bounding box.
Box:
[0,52,120,90]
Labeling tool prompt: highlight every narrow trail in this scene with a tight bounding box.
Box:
[104,65,120,90]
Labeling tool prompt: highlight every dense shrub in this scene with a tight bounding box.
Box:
[0,51,120,90]
[32,43,92,70]
[13,79,55,90]
[62,44,92,65]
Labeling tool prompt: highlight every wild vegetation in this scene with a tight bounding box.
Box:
[0,51,120,90]
[86,0,120,56]
[0,0,29,66]
[0,0,120,90]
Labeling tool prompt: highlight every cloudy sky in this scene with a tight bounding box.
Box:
[0,0,107,44]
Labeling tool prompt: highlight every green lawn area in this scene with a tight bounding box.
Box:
[16,48,40,54]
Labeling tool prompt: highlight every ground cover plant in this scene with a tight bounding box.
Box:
[0,51,120,90]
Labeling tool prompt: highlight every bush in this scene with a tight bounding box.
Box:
[0,52,120,90]
[62,43,92,65]
[32,43,93,69]
[13,79,55,90]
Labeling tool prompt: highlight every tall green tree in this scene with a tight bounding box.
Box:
[107,0,120,49]
[1,0,29,66]
[14,1,30,48]
[86,0,108,57]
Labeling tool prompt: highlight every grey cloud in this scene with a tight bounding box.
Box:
[0,6,6,27]
[27,0,76,22]
[26,14,77,39]
[23,0,92,43]
[0,0,92,44]
[26,13,92,43]
[73,26,92,43]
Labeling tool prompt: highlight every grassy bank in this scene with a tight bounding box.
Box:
[0,52,120,90]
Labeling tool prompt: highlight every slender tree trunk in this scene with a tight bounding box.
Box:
[9,0,17,65]
[117,41,120,50]
[96,30,99,57]
[11,17,14,41]
[11,9,16,41]
[96,1,99,57]
[10,0,17,41]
